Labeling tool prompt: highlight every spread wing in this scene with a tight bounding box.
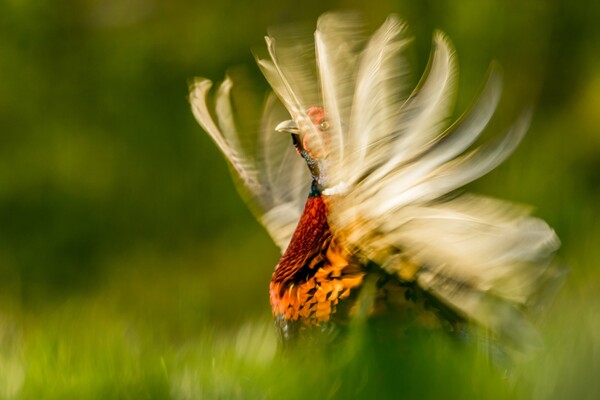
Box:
[260,12,562,346]
[189,78,310,252]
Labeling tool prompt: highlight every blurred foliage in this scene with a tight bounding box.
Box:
[0,0,599,398]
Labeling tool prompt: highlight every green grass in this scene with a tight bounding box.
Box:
[1,238,598,399]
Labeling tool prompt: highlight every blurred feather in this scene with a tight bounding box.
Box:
[189,79,310,252]
[346,15,412,180]
[315,11,366,165]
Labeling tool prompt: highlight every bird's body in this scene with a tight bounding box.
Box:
[269,179,465,340]
[269,183,364,338]
[190,12,562,349]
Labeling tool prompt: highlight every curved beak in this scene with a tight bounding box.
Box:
[275,119,299,134]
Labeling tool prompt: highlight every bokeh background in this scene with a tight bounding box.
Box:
[1,0,599,398]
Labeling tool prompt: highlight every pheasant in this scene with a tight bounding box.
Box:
[190,13,561,347]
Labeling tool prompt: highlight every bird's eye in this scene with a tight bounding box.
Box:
[318,120,330,131]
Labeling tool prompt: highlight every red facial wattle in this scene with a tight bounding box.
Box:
[302,106,329,159]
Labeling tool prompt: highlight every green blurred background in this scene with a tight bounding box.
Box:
[0,0,599,398]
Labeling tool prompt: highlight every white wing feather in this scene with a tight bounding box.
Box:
[346,15,412,175]
[189,78,310,252]
[315,11,366,165]
[257,30,326,157]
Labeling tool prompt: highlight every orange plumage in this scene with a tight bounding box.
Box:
[269,188,364,338]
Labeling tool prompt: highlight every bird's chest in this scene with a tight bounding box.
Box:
[269,194,365,338]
